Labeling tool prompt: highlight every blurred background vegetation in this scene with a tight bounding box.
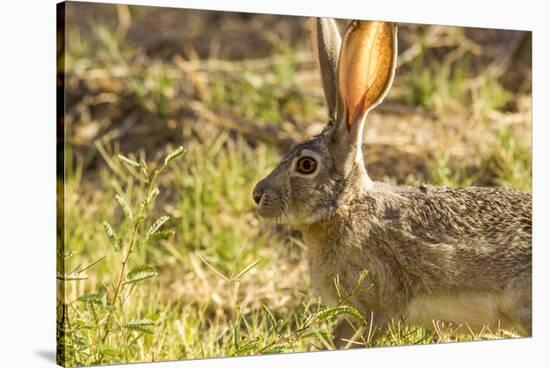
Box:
[57,2,531,366]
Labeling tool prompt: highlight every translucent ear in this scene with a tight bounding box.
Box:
[311,18,342,120]
[337,21,397,130]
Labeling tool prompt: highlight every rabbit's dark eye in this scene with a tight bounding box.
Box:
[296,156,317,174]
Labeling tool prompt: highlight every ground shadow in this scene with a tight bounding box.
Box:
[34,350,56,364]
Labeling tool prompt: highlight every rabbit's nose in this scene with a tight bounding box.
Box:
[252,183,265,205]
[253,192,262,205]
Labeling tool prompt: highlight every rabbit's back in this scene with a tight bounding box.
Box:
[376,184,531,290]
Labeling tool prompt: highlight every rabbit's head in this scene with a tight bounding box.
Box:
[253,19,397,226]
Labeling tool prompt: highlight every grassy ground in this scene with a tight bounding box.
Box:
[57,3,532,366]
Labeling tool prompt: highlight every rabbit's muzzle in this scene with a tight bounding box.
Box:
[252,179,286,221]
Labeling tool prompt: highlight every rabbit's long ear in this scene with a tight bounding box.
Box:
[311,18,341,120]
[330,20,397,183]
[336,20,397,141]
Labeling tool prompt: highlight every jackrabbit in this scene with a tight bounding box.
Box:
[252,18,532,343]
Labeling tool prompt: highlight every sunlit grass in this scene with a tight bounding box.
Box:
[402,44,512,118]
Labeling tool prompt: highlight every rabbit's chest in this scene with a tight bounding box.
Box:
[306,250,380,309]
[307,255,341,306]
[303,228,390,311]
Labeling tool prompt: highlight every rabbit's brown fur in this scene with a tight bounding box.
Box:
[253,18,532,342]
[303,184,531,335]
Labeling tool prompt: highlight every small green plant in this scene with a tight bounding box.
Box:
[477,76,512,116]
[482,125,531,191]
[428,150,480,188]
[210,47,318,125]
[93,24,175,118]
[404,53,472,113]
[245,272,371,354]
[57,146,185,366]
[199,258,370,356]
[428,125,531,191]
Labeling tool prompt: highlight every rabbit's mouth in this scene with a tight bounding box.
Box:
[256,207,286,223]
[255,193,290,223]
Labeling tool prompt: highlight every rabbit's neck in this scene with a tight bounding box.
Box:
[301,196,373,253]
